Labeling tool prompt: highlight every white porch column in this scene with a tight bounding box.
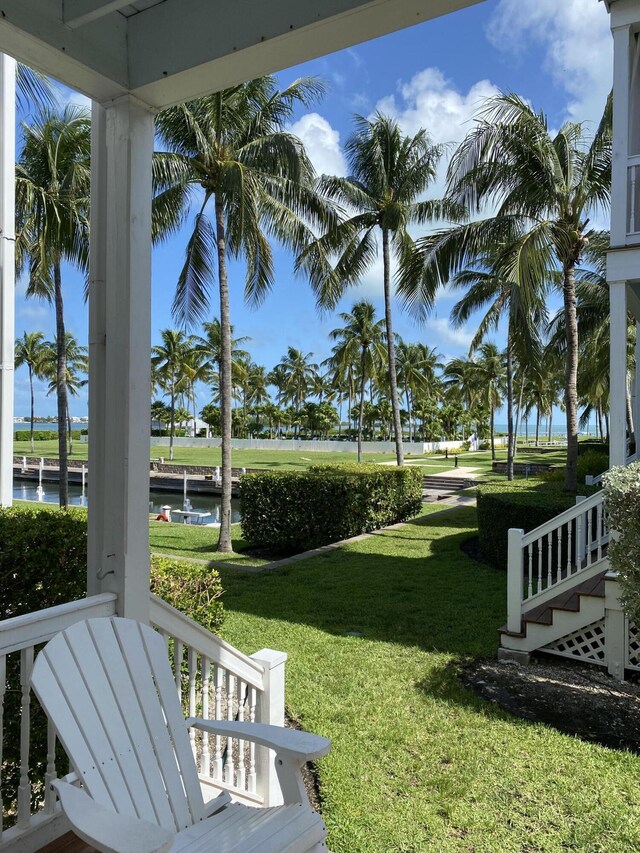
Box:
[610,280,628,468]
[0,54,15,509]
[87,96,154,621]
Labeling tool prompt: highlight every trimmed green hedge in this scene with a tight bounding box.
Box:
[0,506,224,823]
[476,482,578,570]
[240,463,423,554]
[14,429,82,442]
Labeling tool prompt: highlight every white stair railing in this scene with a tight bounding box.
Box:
[507,490,608,633]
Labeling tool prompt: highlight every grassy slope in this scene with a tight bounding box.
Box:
[219,507,640,852]
[149,520,268,566]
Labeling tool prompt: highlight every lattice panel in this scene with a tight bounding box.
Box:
[543,619,606,664]
[627,621,640,670]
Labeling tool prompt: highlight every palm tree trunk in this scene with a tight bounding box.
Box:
[548,409,553,443]
[626,382,634,449]
[382,228,404,466]
[215,196,233,553]
[357,346,367,463]
[169,388,175,461]
[536,409,541,446]
[506,340,514,481]
[490,404,496,461]
[563,262,579,491]
[29,365,35,454]
[605,410,610,441]
[513,373,525,459]
[598,405,604,441]
[54,260,68,509]
[67,399,73,454]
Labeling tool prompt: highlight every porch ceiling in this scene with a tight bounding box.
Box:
[0,0,484,108]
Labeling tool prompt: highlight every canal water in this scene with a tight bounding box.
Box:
[13,482,241,524]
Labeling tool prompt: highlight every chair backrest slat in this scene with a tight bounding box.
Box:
[32,617,205,832]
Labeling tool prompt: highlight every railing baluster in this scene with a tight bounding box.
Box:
[188,648,197,760]
[566,521,572,575]
[557,525,562,583]
[17,646,34,829]
[537,537,543,595]
[576,511,583,569]
[214,666,223,781]
[236,680,246,791]
[0,653,6,838]
[248,686,257,794]
[201,657,211,776]
[527,544,533,599]
[597,502,604,560]
[224,673,235,785]
[586,509,593,566]
[547,533,553,588]
[173,639,184,702]
[44,720,57,814]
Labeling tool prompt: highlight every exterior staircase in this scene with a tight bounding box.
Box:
[498,489,640,679]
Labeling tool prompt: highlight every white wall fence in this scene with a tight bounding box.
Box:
[150,436,509,454]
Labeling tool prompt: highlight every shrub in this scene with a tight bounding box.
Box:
[240,463,423,554]
[604,462,640,622]
[0,505,224,823]
[13,429,82,442]
[150,556,224,634]
[476,481,577,570]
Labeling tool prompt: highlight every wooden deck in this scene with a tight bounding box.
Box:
[39,832,97,852]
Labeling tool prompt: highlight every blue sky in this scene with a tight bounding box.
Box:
[13,0,613,420]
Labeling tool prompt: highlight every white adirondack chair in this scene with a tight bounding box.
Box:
[31,617,331,853]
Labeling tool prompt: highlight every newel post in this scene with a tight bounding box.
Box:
[604,572,626,681]
[250,648,287,807]
[507,528,525,633]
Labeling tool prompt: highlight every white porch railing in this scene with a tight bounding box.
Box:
[507,491,609,633]
[0,594,285,851]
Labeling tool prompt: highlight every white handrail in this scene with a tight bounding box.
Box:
[521,490,603,547]
[0,593,118,656]
[149,594,264,691]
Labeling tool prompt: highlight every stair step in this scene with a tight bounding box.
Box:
[422,476,475,490]
[498,569,608,638]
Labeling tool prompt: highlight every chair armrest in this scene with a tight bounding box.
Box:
[52,779,174,853]
[186,719,331,762]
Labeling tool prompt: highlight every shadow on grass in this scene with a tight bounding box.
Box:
[220,507,507,657]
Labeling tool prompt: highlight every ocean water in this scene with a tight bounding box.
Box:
[14,422,65,432]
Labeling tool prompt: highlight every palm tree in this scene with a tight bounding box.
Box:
[16,106,91,507]
[155,77,333,551]
[299,113,460,466]
[475,343,506,460]
[329,300,386,461]
[395,341,442,443]
[276,347,318,430]
[152,329,196,461]
[14,331,47,452]
[404,93,612,490]
[42,334,88,455]
[449,241,548,479]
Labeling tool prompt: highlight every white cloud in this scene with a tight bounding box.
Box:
[487,0,612,125]
[288,112,347,177]
[425,316,474,351]
[375,68,500,147]
[64,88,92,111]
[373,68,501,205]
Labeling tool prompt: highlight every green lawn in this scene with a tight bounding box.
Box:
[216,506,640,852]
[13,437,571,475]
[149,520,268,566]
